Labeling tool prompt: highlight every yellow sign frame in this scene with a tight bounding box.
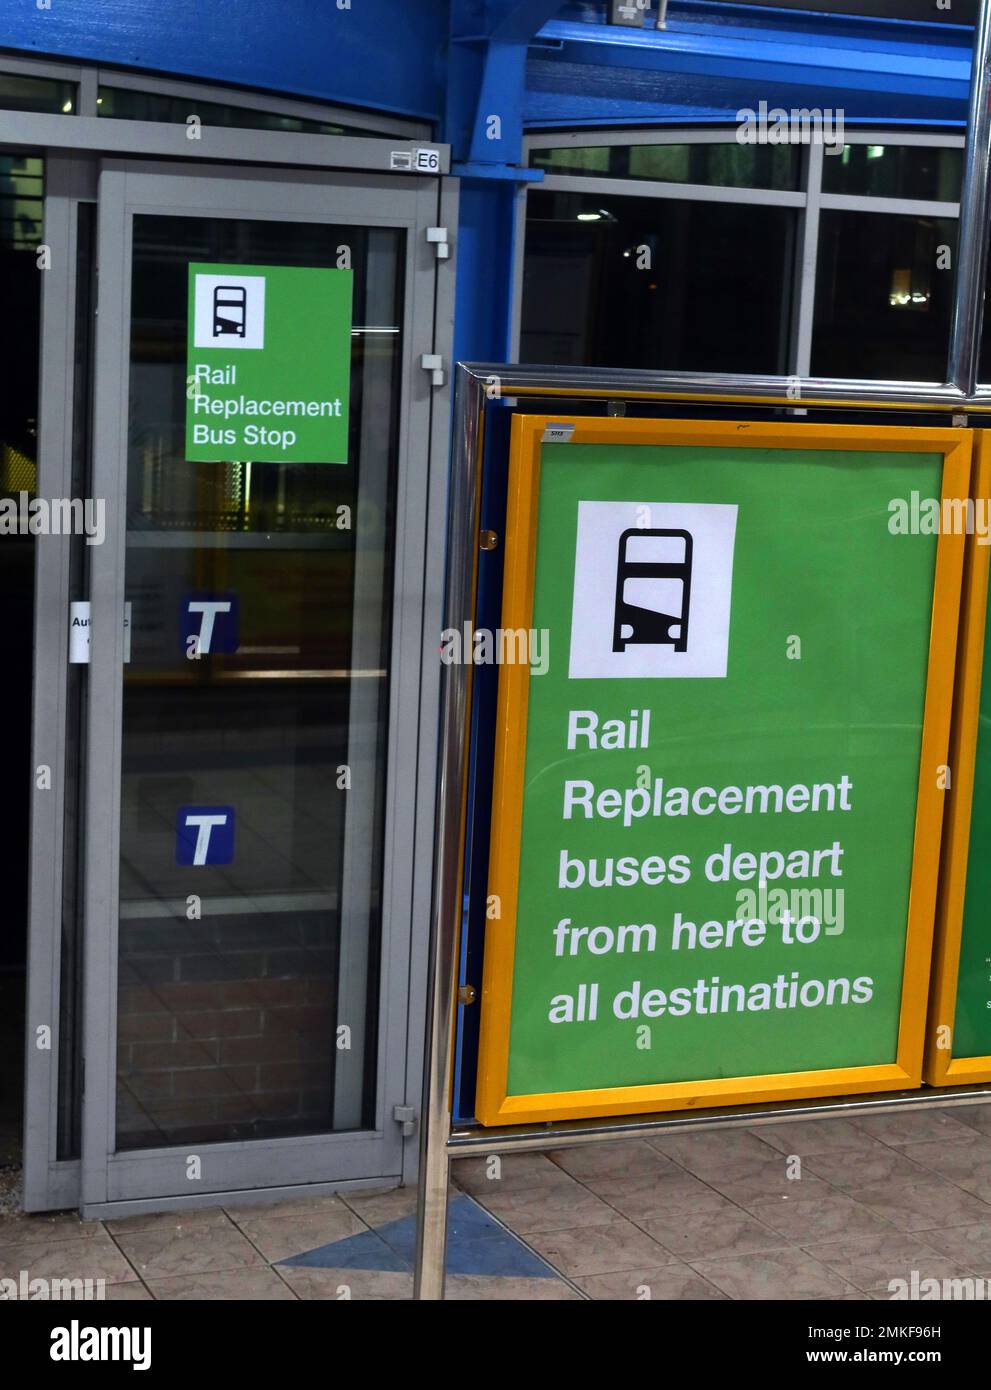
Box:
[926,432,991,1085]
[476,415,970,1126]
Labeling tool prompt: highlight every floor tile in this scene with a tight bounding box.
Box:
[279,1266,413,1300]
[894,1139,991,1199]
[523,1217,674,1277]
[444,1274,580,1300]
[640,1207,789,1261]
[477,1178,619,1235]
[343,1184,455,1226]
[690,1246,857,1300]
[801,1231,971,1293]
[649,1129,778,1174]
[920,1220,991,1270]
[591,1169,734,1221]
[854,1110,980,1148]
[575,1263,728,1300]
[229,1205,366,1262]
[0,1231,138,1286]
[146,1266,296,1299]
[846,1176,991,1233]
[953,1105,991,1139]
[754,1120,879,1157]
[106,1208,234,1236]
[452,1153,572,1195]
[746,1190,894,1242]
[547,1140,677,1182]
[279,1228,407,1272]
[0,1210,105,1245]
[703,1158,832,1208]
[804,1140,929,1191]
[114,1224,266,1280]
[225,1193,377,1223]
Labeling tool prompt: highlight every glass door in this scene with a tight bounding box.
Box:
[79,161,441,1210]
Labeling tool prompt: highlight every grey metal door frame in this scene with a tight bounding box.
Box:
[22,153,98,1214]
[22,147,455,1215]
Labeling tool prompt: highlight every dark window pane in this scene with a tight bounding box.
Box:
[812,209,955,380]
[822,144,962,202]
[0,72,75,114]
[96,86,380,137]
[0,153,43,252]
[530,142,799,191]
[521,191,796,373]
[57,202,96,1161]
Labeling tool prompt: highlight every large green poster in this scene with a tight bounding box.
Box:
[951,605,991,1058]
[478,421,955,1122]
[185,262,352,464]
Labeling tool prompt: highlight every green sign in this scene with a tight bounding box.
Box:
[185,262,352,464]
[951,604,991,1059]
[476,418,963,1125]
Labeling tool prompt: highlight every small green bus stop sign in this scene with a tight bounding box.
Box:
[185,262,352,464]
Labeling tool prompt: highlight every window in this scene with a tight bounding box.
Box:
[522,131,963,383]
[822,144,962,202]
[530,142,799,190]
[96,86,381,138]
[0,71,75,114]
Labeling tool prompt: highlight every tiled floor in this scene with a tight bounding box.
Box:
[4,1104,991,1299]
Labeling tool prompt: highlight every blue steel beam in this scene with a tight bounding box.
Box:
[526,11,972,126]
[0,0,449,120]
[448,1,567,165]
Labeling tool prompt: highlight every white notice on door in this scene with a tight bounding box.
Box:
[69,601,90,664]
[68,601,133,664]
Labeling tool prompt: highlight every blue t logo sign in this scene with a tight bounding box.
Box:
[176,806,236,866]
[181,593,240,655]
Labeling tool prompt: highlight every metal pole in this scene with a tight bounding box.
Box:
[947,0,991,395]
[413,367,484,1300]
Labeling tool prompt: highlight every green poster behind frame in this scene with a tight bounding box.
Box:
[185,262,352,464]
[926,434,991,1083]
[477,416,968,1126]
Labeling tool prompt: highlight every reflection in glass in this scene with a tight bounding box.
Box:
[530,142,799,191]
[97,87,379,137]
[521,191,795,373]
[812,210,955,380]
[0,73,75,115]
[822,144,962,202]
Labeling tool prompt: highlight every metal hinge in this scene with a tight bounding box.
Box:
[420,353,445,387]
[426,226,450,260]
[393,1105,417,1137]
